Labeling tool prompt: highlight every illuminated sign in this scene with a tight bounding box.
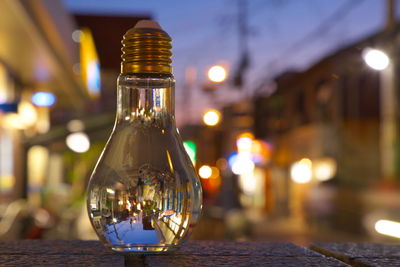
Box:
[79,27,101,97]
[0,102,18,113]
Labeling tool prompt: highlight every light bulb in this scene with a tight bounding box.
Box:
[86,20,203,253]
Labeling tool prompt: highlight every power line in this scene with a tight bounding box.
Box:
[254,0,366,94]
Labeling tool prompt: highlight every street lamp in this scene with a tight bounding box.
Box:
[362,48,390,70]
[207,65,227,83]
[362,46,396,180]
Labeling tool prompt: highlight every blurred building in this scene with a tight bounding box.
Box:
[0,0,87,204]
[253,29,398,235]
[0,0,153,240]
[74,14,150,113]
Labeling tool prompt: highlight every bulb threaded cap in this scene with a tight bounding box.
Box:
[121,20,172,74]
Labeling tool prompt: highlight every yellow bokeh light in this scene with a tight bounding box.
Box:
[238,132,254,139]
[19,101,38,127]
[203,109,221,126]
[210,167,220,179]
[199,165,212,179]
[1,101,39,130]
[207,65,227,83]
[375,219,400,238]
[2,113,25,129]
[313,158,337,182]
[290,158,312,184]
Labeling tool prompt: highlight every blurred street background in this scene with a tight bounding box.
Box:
[1,0,400,245]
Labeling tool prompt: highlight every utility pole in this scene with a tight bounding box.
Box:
[386,0,396,31]
[380,0,398,180]
[232,0,250,94]
[238,0,248,57]
[182,66,196,125]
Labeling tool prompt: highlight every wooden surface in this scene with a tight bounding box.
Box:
[0,240,123,267]
[0,240,398,266]
[125,242,348,267]
[310,242,400,267]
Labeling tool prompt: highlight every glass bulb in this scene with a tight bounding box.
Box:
[86,21,202,253]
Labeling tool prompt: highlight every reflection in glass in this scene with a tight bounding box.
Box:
[87,74,202,252]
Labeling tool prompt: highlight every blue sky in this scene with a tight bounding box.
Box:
[63,0,393,124]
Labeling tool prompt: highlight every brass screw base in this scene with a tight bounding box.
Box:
[121,27,172,74]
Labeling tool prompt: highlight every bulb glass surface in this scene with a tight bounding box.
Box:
[183,140,196,166]
[87,73,202,253]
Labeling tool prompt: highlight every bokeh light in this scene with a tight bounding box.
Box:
[2,113,25,129]
[290,158,312,184]
[207,65,227,83]
[67,120,85,132]
[216,158,228,170]
[199,165,212,179]
[313,158,337,182]
[72,29,82,43]
[32,92,56,107]
[362,48,389,70]
[236,136,253,153]
[231,156,255,175]
[18,101,38,127]
[210,167,220,179]
[375,219,400,238]
[66,132,90,153]
[203,109,221,126]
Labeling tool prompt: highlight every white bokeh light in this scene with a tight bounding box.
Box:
[199,165,212,179]
[236,137,253,153]
[290,158,312,184]
[66,132,90,153]
[362,48,389,70]
[207,65,227,83]
[203,109,221,126]
[231,156,255,175]
[72,30,82,43]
